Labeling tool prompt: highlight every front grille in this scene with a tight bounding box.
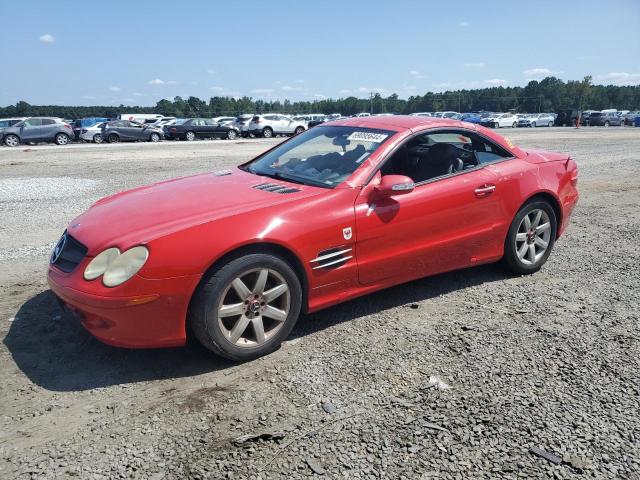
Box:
[310,247,353,270]
[50,232,88,273]
[252,182,300,194]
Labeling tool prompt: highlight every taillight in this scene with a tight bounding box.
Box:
[170,127,177,132]
[64,124,72,130]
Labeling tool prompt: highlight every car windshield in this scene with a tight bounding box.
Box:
[246,126,394,188]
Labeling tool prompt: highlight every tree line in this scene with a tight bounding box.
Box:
[1,76,639,120]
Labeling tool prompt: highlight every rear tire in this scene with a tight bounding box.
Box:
[503,200,557,275]
[190,253,302,361]
[262,127,273,138]
[3,134,20,147]
[108,133,120,143]
[531,122,537,128]
[294,126,305,135]
[150,132,160,142]
[55,133,69,146]
[93,133,102,144]
[512,122,517,128]
[227,129,238,140]
[604,121,610,127]
[548,121,553,127]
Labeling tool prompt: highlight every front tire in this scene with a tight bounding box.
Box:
[190,253,302,361]
[548,121,553,127]
[93,133,102,144]
[3,134,20,147]
[227,129,238,140]
[294,126,305,135]
[107,133,120,143]
[512,122,517,128]
[185,131,196,141]
[531,122,537,128]
[604,121,610,127]
[262,127,273,138]
[503,200,557,275]
[150,132,160,142]
[55,133,69,145]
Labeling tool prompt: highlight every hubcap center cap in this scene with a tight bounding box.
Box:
[248,300,261,314]
[527,229,536,244]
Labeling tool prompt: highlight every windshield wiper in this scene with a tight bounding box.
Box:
[248,168,330,188]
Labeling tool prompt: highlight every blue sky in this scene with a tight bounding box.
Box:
[1,0,639,106]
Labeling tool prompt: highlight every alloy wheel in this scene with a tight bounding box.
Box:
[217,268,290,347]
[515,209,551,265]
[186,131,195,141]
[4,135,19,147]
[56,134,68,145]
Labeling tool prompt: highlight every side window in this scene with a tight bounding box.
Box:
[380,130,512,183]
[204,119,216,126]
[41,119,55,125]
[25,119,43,127]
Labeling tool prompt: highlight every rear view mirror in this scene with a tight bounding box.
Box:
[376,175,415,196]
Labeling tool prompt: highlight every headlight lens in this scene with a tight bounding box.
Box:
[102,246,149,287]
[83,246,149,287]
[83,248,120,280]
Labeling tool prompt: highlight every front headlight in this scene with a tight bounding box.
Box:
[83,246,149,287]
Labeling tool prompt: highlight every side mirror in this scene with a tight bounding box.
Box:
[376,175,415,196]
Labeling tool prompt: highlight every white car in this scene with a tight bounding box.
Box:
[481,112,518,128]
[247,114,306,138]
[79,122,107,143]
[410,112,433,117]
[213,116,236,126]
[432,111,459,119]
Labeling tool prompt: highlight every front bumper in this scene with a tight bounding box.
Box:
[48,266,201,349]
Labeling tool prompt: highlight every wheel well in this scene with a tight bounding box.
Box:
[197,242,309,312]
[524,192,562,237]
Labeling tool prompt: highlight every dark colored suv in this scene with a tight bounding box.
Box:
[586,112,623,127]
[555,110,581,127]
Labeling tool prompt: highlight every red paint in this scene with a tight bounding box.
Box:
[48,117,579,348]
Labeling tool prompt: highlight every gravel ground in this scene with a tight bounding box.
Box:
[0,128,638,479]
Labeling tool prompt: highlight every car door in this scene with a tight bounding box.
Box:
[278,115,293,133]
[20,118,44,141]
[354,130,508,285]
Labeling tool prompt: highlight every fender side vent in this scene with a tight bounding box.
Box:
[310,247,353,270]
[252,182,300,194]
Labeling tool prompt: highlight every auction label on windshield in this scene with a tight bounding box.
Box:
[347,131,388,143]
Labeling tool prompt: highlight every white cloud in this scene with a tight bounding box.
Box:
[409,70,425,79]
[483,78,507,87]
[282,85,305,92]
[459,21,469,27]
[81,95,96,99]
[210,86,225,92]
[313,94,327,100]
[596,72,640,86]
[339,89,353,95]
[166,80,177,85]
[39,34,55,43]
[432,78,507,90]
[132,92,146,97]
[251,88,274,94]
[108,86,121,92]
[148,78,164,85]
[523,67,558,80]
[463,62,485,68]
[120,98,135,103]
[357,87,387,94]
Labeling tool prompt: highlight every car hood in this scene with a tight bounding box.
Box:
[68,169,324,254]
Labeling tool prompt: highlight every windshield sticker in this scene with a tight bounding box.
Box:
[347,131,388,143]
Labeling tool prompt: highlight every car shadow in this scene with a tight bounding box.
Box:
[4,263,508,392]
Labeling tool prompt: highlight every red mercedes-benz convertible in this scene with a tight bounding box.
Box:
[48,116,578,360]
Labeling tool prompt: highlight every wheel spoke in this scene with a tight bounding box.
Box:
[532,210,542,228]
[263,305,287,322]
[517,242,528,259]
[232,277,251,299]
[263,283,288,303]
[515,232,527,241]
[535,237,548,249]
[229,315,251,343]
[523,214,531,230]
[252,317,266,344]
[528,244,536,263]
[253,269,268,295]
[536,222,551,234]
[219,302,244,318]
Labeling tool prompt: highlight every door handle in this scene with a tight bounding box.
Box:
[474,184,496,198]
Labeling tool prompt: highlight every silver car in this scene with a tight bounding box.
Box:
[79,122,106,143]
[247,114,306,138]
[1,117,74,147]
[101,120,164,143]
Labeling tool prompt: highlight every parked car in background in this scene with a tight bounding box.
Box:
[79,122,106,143]
[586,111,623,127]
[579,110,599,126]
[101,120,164,143]
[1,117,74,147]
[72,117,109,140]
[410,112,434,117]
[117,113,164,124]
[163,118,240,140]
[459,112,482,124]
[247,114,306,138]
[555,110,581,127]
[0,117,27,129]
[235,114,255,137]
[213,116,236,126]
[518,113,555,128]
[481,112,518,128]
[622,111,640,125]
[354,113,371,117]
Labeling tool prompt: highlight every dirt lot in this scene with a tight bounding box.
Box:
[0,128,638,479]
